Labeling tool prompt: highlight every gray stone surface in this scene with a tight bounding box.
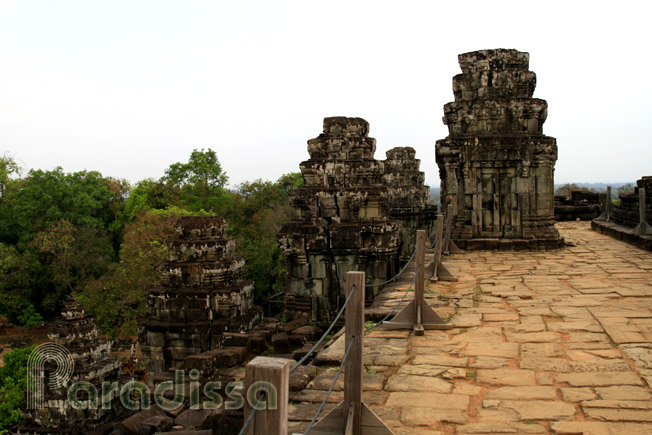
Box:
[435,49,562,250]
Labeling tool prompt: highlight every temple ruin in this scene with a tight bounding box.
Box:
[278,117,435,320]
[436,49,563,250]
[592,176,652,251]
[139,216,261,375]
[609,177,652,228]
[24,296,121,433]
[554,188,604,221]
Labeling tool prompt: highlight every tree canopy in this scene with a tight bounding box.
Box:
[0,147,303,338]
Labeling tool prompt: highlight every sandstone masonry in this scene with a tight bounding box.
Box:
[278,117,435,320]
[436,49,563,250]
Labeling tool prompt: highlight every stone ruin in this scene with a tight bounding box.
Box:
[610,177,652,228]
[23,296,121,433]
[592,177,652,251]
[139,216,262,375]
[278,117,436,320]
[384,146,438,261]
[436,49,563,250]
[554,187,605,221]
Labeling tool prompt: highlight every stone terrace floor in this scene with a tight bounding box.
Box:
[287,222,652,434]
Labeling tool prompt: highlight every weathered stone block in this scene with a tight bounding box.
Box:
[272,332,292,354]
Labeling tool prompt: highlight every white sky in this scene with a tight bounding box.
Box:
[1,0,650,188]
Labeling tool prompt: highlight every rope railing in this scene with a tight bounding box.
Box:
[237,393,265,435]
[365,245,417,288]
[289,284,358,374]
[302,335,356,434]
[365,265,421,333]
[241,270,394,434]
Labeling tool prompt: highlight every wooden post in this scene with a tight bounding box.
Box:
[595,186,611,221]
[414,230,426,335]
[443,203,463,254]
[431,215,457,282]
[344,271,364,433]
[633,188,652,235]
[243,356,292,435]
[311,272,394,434]
[381,229,452,333]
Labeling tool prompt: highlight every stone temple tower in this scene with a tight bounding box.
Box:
[436,49,563,250]
[278,117,436,320]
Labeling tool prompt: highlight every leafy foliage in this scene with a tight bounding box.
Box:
[0,154,21,205]
[162,148,232,214]
[228,173,303,303]
[0,345,35,433]
[0,243,37,323]
[17,305,43,328]
[0,147,301,338]
[78,208,208,338]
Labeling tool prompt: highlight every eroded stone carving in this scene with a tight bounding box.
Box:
[436,49,563,250]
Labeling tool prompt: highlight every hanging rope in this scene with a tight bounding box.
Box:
[365,264,421,333]
[303,336,356,434]
[237,392,266,435]
[290,284,358,374]
[365,246,417,288]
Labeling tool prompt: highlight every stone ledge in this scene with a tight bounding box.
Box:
[591,220,652,251]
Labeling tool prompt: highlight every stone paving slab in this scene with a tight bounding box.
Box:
[287,222,652,434]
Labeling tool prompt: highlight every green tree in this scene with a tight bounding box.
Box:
[0,345,35,434]
[17,304,43,327]
[0,243,37,323]
[79,208,208,338]
[0,154,21,205]
[228,173,303,302]
[123,178,182,221]
[0,167,115,249]
[29,219,111,313]
[162,148,232,213]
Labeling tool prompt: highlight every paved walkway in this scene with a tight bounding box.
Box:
[288,222,652,434]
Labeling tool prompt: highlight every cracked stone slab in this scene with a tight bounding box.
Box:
[555,372,644,387]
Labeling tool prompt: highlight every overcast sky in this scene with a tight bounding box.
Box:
[1,0,650,188]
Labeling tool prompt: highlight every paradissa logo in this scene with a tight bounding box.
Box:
[27,343,277,412]
[67,370,278,411]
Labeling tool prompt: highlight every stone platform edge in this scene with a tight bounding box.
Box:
[591,219,652,251]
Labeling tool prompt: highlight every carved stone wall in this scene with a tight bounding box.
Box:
[139,216,261,374]
[278,117,435,320]
[436,49,563,250]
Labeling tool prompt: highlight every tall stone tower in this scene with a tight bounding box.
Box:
[278,117,435,320]
[436,49,563,250]
[140,216,261,374]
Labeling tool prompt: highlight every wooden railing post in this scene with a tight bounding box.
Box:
[431,215,457,282]
[381,227,452,333]
[443,203,463,254]
[243,356,292,435]
[345,271,364,434]
[634,188,652,235]
[596,186,612,221]
[414,230,426,335]
[311,271,394,434]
